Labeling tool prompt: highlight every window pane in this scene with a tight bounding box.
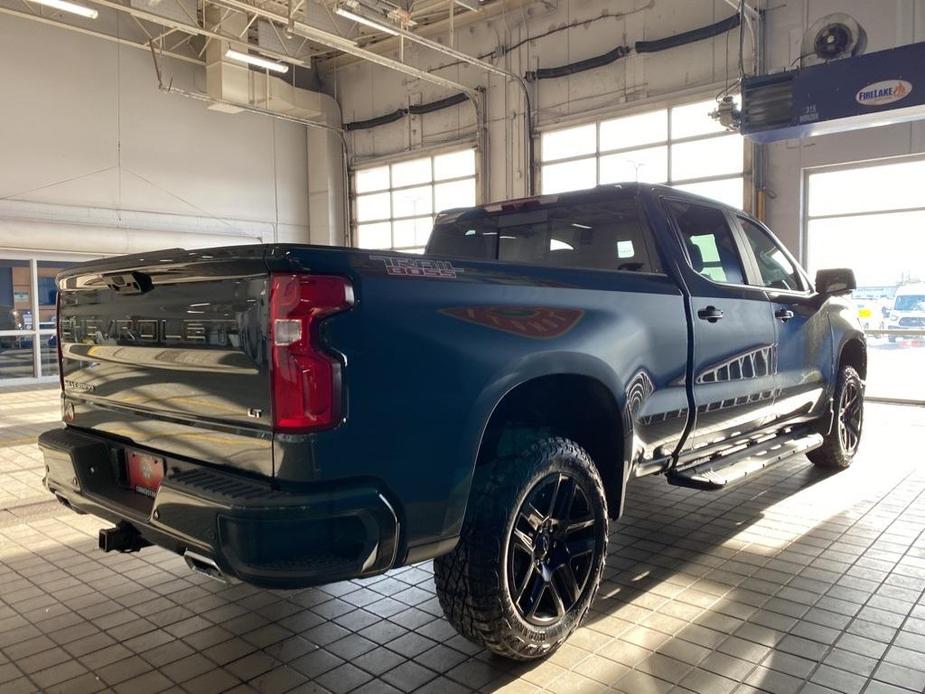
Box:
[0,336,35,379]
[671,99,729,139]
[37,261,75,329]
[667,201,746,284]
[356,192,390,222]
[541,158,597,194]
[0,259,33,331]
[356,165,389,193]
[674,177,744,209]
[541,124,596,162]
[808,159,925,217]
[40,334,59,378]
[393,217,434,248]
[392,185,433,218]
[599,109,667,151]
[434,149,475,180]
[599,145,668,184]
[739,217,803,291]
[357,222,392,249]
[671,134,743,181]
[435,178,476,213]
[391,157,431,187]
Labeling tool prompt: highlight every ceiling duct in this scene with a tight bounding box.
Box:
[203,6,326,121]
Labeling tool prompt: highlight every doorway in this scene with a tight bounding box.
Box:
[804,157,925,403]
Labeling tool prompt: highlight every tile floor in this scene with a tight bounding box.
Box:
[1,385,925,693]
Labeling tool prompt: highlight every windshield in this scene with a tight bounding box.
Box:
[895,295,925,311]
[426,195,661,273]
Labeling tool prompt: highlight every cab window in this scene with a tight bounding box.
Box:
[666,201,746,285]
[427,196,662,273]
[738,217,804,291]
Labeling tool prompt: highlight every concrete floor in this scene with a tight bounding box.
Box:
[1,386,925,694]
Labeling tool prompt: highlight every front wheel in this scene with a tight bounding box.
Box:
[433,437,608,660]
[808,365,864,469]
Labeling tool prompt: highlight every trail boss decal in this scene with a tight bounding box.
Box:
[441,306,583,339]
[371,256,463,279]
[856,80,913,107]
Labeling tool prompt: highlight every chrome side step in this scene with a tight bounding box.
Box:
[667,432,823,490]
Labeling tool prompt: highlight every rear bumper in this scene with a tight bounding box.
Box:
[39,427,400,588]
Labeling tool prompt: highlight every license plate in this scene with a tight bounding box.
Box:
[126,450,165,498]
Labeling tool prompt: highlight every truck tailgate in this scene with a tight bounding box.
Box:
[57,246,273,474]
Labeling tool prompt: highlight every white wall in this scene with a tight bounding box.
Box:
[328,0,925,257]
[0,13,312,255]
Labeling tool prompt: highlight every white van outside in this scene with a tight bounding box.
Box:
[886,283,925,341]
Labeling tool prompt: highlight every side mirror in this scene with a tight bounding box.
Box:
[815,268,857,296]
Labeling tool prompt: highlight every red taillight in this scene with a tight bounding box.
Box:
[269,274,353,432]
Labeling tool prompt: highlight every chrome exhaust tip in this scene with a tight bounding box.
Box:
[183,550,232,584]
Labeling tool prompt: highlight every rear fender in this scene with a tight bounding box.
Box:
[445,353,630,534]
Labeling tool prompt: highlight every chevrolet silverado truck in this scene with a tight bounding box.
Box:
[39,184,866,660]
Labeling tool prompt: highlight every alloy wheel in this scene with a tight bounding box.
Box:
[838,379,863,455]
[506,472,601,626]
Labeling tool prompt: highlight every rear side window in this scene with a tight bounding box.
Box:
[738,217,804,291]
[427,197,662,273]
[666,201,746,285]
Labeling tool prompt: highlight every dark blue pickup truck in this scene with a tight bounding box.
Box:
[40,184,865,660]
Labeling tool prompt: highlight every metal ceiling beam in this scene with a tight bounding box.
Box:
[81,0,316,69]
[210,0,481,101]
[322,0,534,69]
[0,4,203,65]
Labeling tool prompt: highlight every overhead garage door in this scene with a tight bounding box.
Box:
[540,98,745,209]
[806,157,925,403]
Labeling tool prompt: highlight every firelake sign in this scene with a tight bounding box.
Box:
[856,80,913,107]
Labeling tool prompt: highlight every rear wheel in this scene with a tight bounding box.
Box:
[433,437,607,660]
[808,365,864,469]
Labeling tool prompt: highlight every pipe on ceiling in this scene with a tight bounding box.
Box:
[347,19,536,195]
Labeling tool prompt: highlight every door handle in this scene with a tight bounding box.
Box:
[697,306,724,323]
[775,308,795,322]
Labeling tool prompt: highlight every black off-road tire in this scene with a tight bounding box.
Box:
[808,365,864,469]
[433,437,608,661]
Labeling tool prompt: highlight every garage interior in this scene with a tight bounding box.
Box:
[2,0,925,692]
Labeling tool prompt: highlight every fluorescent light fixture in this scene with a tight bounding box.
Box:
[31,0,98,19]
[224,48,289,74]
[335,6,399,36]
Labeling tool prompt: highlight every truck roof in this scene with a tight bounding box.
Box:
[436,182,742,220]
